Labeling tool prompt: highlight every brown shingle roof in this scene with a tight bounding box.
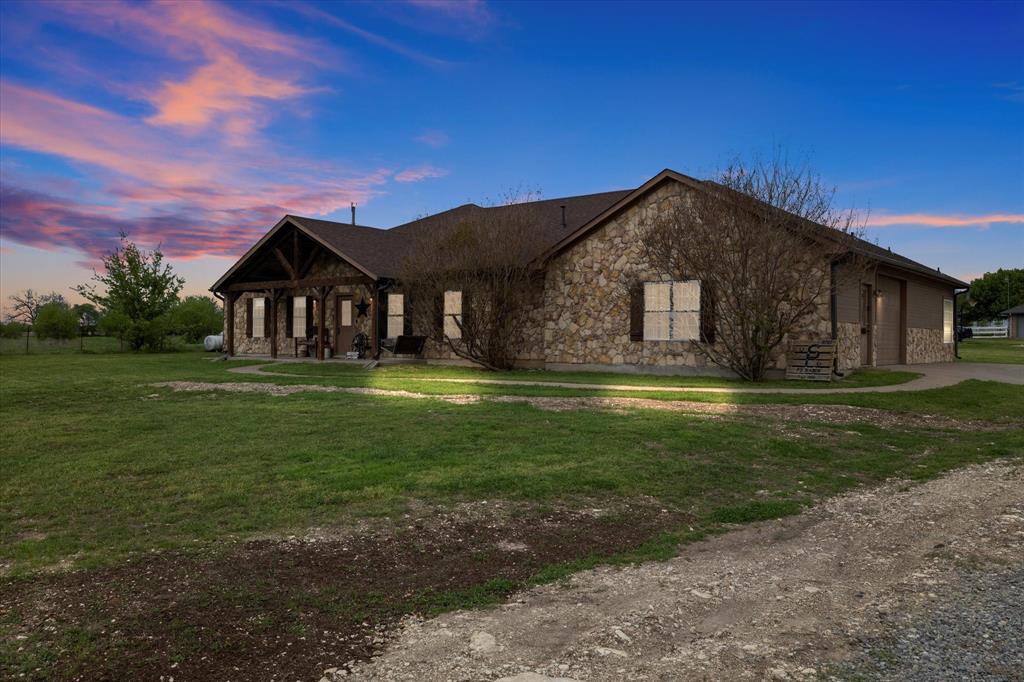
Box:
[291,189,632,278]
[219,170,963,289]
[288,216,405,280]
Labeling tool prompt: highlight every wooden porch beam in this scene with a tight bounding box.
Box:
[272,248,296,280]
[315,285,333,360]
[267,289,282,359]
[225,275,373,292]
[298,244,320,279]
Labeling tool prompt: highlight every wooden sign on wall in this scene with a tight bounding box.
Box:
[786,340,836,381]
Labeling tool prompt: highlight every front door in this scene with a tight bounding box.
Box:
[336,296,355,355]
[875,275,903,365]
[860,283,872,366]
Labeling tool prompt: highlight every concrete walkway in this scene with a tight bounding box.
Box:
[227,361,1023,395]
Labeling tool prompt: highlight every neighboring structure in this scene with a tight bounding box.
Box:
[211,169,967,374]
[1002,304,1024,339]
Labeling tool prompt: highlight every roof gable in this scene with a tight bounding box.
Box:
[210,216,387,292]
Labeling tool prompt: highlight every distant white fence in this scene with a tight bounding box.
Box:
[969,324,1008,338]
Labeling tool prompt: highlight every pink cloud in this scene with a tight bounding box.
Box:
[414,130,451,147]
[145,53,312,142]
[52,0,321,64]
[394,164,449,183]
[0,81,393,260]
[865,213,1024,228]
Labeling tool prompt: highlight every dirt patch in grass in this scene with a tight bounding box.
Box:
[0,500,682,681]
[152,381,1002,431]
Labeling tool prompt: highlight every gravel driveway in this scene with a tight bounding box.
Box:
[340,461,1023,682]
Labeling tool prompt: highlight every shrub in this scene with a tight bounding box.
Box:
[170,296,223,343]
[34,302,79,341]
[0,321,29,339]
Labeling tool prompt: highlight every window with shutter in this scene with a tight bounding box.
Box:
[340,297,352,326]
[643,280,700,341]
[292,296,307,338]
[942,298,954,344]
[286,297,294,338]
[252,298,266,339]
[443,290,462,339]
[245,297,254,338]
[387,293,404,338]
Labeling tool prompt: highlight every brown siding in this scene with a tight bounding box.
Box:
[905,275,951,330]
[834,264,862,324]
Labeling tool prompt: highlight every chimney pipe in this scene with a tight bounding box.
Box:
[560,205,567,229]
[351,202,356,226]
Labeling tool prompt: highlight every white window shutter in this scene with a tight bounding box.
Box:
[340,298,352,327]
[387,294,404,338]
[292,296,306,338]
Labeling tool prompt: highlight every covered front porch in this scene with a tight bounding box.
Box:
[211,216,388,361]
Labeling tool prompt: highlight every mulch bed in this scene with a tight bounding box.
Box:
[0,502,681,681]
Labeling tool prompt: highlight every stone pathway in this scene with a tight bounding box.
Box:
[227,361,1024,394]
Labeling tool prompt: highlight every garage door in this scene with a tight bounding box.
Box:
[875,275,902,365]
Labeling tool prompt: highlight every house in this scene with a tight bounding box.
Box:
[1001,304,1024,339]
[211,169,967,374]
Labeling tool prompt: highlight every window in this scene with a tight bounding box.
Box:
[943,298,954,344]
[340,298,352,327]
[292,296,307,338]
[252,297,266,339]
[387,293,404,338]
[643,281,700,341]
[443,290,462,339]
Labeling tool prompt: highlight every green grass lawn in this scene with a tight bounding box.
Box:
[266,358,922,389]
[2,351,1021,573]
[958,337,1024,364]
[1,350,1021,679]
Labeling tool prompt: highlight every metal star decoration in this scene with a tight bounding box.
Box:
[355,297,371,318]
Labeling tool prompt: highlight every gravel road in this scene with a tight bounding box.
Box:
[830,565,1023,681]
[335,461,1023,682]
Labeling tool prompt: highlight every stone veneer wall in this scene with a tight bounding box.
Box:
[229,253,372,356]
[835,322,862,372]
[906,327,954,364]
[542,180,833,371]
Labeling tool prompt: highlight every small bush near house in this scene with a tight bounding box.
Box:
[33,302,79,341]
[170,296,223,343]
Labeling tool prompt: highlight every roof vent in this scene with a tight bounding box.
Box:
[560,205,567,229]
[351,202,356,226]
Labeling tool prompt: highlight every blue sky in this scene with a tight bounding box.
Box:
[1,0,1021,304]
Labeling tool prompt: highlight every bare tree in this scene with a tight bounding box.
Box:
[398,190,542,370]
[6,289,66,325]
[640,154,865,381]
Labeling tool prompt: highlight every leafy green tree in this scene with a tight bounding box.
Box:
[34,302,79,341]
[169,296,223,343]
[962,269,1024,324]
[72,303,100,336]
[76,233,184,350]
[98,310,131,350]
[6,289,65,325]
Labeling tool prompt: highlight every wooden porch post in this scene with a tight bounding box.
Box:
[369,285,378,356]
[316,287,327,360]
[224,293,237,356]
[268,289,278,359]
